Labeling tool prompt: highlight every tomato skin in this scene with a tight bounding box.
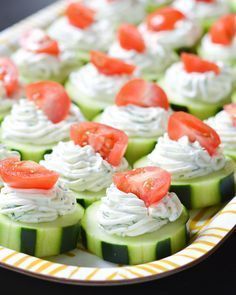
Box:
[195,0,216,3]
[90,51,136,76]
[168,112,221,156]
[116,78,169,110]
[0,158,59,190]
[210,14,236,46]
[0,58,19,97]
[21,29,60,56]
[25,81,71,124]
[66,3,95,29]
[118,24,146,53]
[224,103,236,126]
[181,53,220,75]
[113,167,171,207]
[70,122,128,167]
[147,7,185,32]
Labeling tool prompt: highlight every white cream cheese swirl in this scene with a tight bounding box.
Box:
[109,42,177,76]
[206,111,236,150]
[69,64,133,104]
[41,142,129,192]
[200,35,236,65]
[83,0,146,25]
[98,184,183,237]
[173,0,230,21]
[0,184,76,223]
[12,49,62,81]
[1,100,85,145]
[48,17,115,52]
[164,62,233,103]
[100,105,170,138]
[139,18,202,50]
[148,134,226,179]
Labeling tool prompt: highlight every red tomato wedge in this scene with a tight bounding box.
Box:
[0,58,19,97]
[90,51,136,75]
[118,24,146,53]
[224,103,236,126]
[113,167,171,207]
[168,112,221,156]
[181,53,220,75]
[210,14,236,46]
[196,0,216,3]
[21,29,60,56]
[70,122,128,166]
[25,81,71,124]
[66,2,95,29]
[0,158,59,190]
[147,7,185,32]
[116,78,169,110]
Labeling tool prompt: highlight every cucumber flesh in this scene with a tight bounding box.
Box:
[65,81,111,120]
[158,78,231,120]
[93,114,157,165]
[134,157,236,209]
[1,139,56,163]
[81,202,189,265]
[0,205,84,257]
[75,190,106,208]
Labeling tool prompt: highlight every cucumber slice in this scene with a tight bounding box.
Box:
[81,202,189,265]
[0,138,56,163]
[93,114,157,165]
[158,78,231,120]
[134,157,236,209]
[0,205,84,257]
[75,190,106,208]
[232,92,236,102]
[224,150,236,161]
[65,81,111,120]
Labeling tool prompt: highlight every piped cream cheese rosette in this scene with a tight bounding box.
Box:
[41,122,129,207]
[82,0,147,25]
[139,7,202,51]
[81,166,189,265]
[109,24,178,81]
[65,51,136,120]
[13,29,81,84]
[134,112,235,209]
[0,81,85,162]
[173,0,230,30]
[0,158,84,257]
[206,103,236,160]
[159,53,234,120]
[95,78,171,164]
[48,2,116,63]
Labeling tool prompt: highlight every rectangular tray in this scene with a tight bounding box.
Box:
[0,0,235,286]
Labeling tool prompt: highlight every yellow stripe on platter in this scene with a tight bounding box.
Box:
[34,261,53,273]
[13,256,30,267]
[48,265,68,276]
[218,210,236,216]
[85,268,99,280]
[135,265,159,274]
[193,240,216,247]
[125,268,144,277]
[1,252,18,263]
[161,260,180,268]
[189,209,208,230]
[148,263,168,271]
[187,247,207,254]
[106,272,119,280]
[25,259,43,270]
[69,267,80,279]
[175,254,196,260]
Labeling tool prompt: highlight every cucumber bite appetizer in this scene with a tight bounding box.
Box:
[159,53,234,119]
[206,103,236,160]
[82,0,147,25]
[0,58,23,122]
[134,112,235,209]
[96,79,171,164]
[173,0,230,30]
[81,167,189,265]
[12,29,80,84]
[0,158,84,257]
[48,2,115,64]
[41,122,129,208]
[108,24,178,81]
[0,81,84,162]
[199,14,236,67]
[139,7,202,52]
[65,51,135,120]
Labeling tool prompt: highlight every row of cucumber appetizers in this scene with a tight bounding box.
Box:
[0,0,235,265]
